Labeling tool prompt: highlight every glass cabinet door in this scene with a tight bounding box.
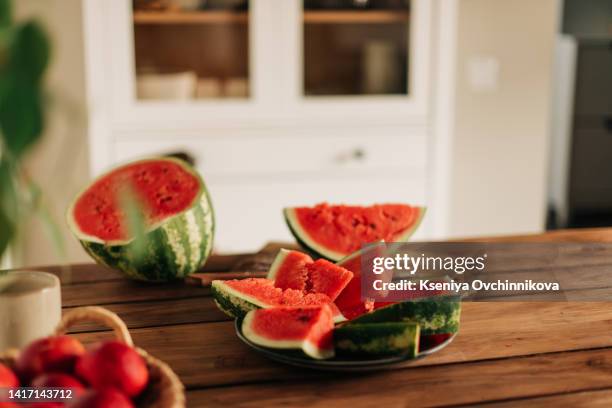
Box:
[132,0,250,100]
[303,0,411,96]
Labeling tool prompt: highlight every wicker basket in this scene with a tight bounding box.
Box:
[0,306,185,408]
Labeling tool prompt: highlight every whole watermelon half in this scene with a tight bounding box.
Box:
[67,157,214,282]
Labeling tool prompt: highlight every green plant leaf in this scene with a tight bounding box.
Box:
[0,201,13,258]
[0,0,11,29]
[8,21,50,81]
[0,158,16,257]
[0,21,50,157]
[0,80,43,157]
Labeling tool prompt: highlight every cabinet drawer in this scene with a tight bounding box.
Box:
[113,129,427,178]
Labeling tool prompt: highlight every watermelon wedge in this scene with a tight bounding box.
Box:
[211,278,346,323]
[350,296,462,335]
[267,249,353,301]
[284,203,425,261]
[242,305,335,360]
[333,246,382,320]
[67,157,214,282]
[267,249,313,292]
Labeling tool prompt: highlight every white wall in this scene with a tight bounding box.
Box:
[448,0,559,237]
[14,0,91,267]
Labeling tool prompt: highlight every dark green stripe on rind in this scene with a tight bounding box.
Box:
[350,296,461,335]
[211,282,261,319]
[79,192,214,282]
[334,322,420,358]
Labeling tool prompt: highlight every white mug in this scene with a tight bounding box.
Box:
[0,271,62,351]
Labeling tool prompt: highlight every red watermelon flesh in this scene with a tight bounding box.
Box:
[267,249,313,291]
[284,203,425,261]
[267,249,353,301]
[333,246,381,320]
[216,278,345,322]
[71,159,201,242]
[420,333,453,352]
[242,305,334,359]
[307,259,354,301]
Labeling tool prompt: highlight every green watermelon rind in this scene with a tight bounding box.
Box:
[211,280,268,319]
[242,309,334,360]
[68,157,215,282]
[334,322,420,358]
[284,206,427,262]
[350,296,462,335]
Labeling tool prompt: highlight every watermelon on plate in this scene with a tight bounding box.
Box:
[242,305,335,360]
[284,203,425,261]
[334,322,420,358]
[267,249,353,301]
[67,157,214,282]
[333,246,382,320]
[267,249,313,292]
[211,278,346,323]
[350,296,462,335]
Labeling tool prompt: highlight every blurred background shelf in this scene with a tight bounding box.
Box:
[304,10,410,24]
[133,10,409,25]
[133,11,248,24]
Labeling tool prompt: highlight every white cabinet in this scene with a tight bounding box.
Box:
[83,0,456,252]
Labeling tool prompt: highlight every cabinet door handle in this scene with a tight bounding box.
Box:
[352,148,365,160]
[334,148,366,164]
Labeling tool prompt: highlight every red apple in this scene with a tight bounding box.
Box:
[23,404,63,408]
[0,363,19,388]
[16,336,85,381]
[67,389,134,408]
[0,364,19,408]
[75,341,148,397]
[31,373,85,397]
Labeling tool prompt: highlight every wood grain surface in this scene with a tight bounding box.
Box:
[15,227,612,407]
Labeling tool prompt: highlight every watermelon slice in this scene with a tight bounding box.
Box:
[211,278,345,323]
[67,157,214,282]
[242,305,335,360]
[350,296,462,336]
[267,249,353,301]
[267,249,313,292]
[334,322,420,358]
[333,246,378,320]
[284,203,425,261]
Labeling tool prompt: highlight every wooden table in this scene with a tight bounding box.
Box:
[36,228,612,407]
